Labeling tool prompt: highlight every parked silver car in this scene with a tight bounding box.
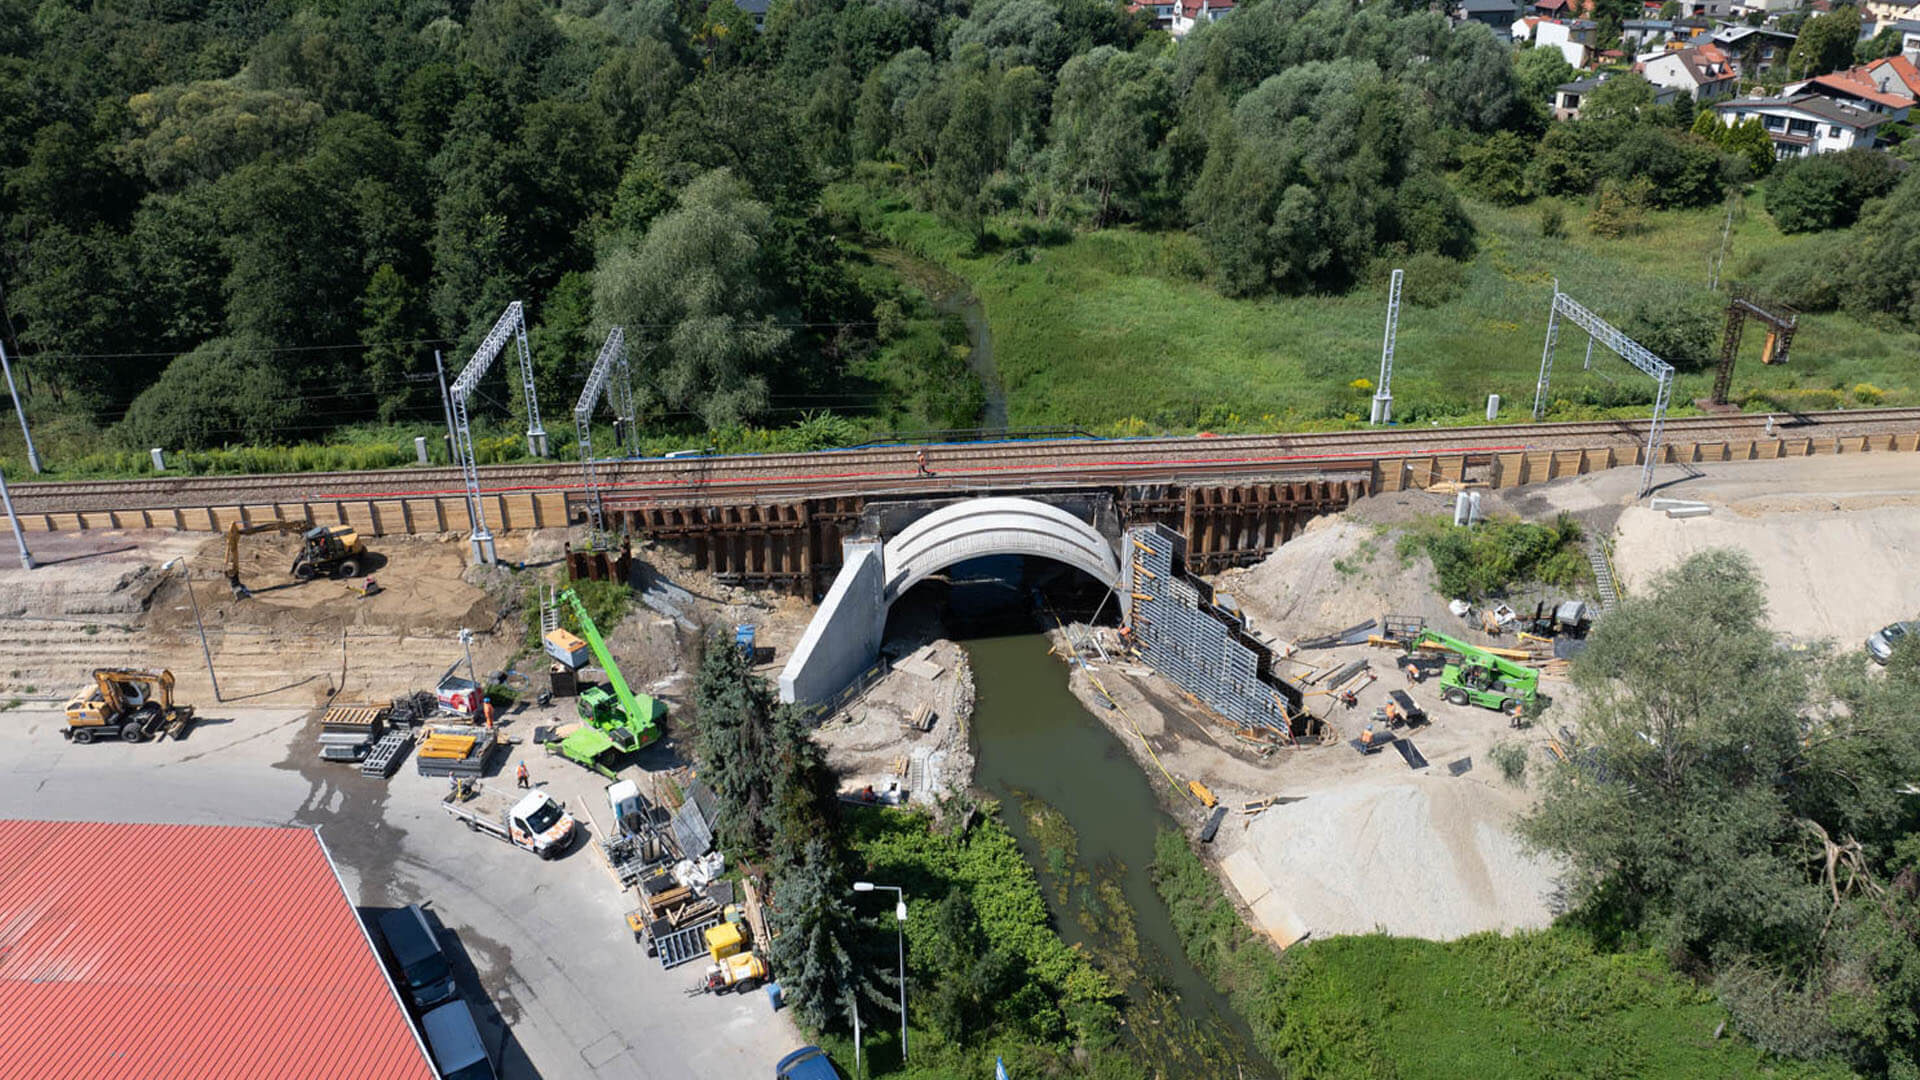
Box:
[1867,621,1918,665]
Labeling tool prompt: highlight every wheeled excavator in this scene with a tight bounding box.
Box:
[62,668,194,744]
[224,520,369,598]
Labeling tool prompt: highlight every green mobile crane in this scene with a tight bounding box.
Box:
[1406,630,1540,718]
[548,588,666,778]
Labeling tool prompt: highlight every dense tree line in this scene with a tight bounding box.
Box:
[1525,551,1920,1074]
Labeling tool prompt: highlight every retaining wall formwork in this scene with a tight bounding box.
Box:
[1124,524,1315,741]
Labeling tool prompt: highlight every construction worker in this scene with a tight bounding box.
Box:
[482,698,497,733]
[915,448,931,477]
[516,761,530,789]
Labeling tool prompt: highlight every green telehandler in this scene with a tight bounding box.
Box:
[1405,630,1540,719]
[547,588,667,778]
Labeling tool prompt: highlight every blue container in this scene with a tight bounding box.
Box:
[765,981,784,1011]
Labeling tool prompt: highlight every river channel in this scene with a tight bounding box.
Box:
[934,561,1271,1076]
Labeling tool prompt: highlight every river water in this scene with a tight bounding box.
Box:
[936,561,1271,1076]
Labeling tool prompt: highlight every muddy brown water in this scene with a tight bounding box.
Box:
[932,560,1272,1076]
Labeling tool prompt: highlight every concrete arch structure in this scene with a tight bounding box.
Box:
[880,498,1121,601]
[779,496,1120,704]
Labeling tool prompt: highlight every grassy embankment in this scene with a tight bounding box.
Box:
[1151,830,1852,1080]
[825,180,1920,432]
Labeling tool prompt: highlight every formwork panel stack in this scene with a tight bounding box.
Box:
[1124,525,1314,741]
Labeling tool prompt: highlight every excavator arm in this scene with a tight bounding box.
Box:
[90,668,175,713]
[225,520,315,597]
[557,589,661,748]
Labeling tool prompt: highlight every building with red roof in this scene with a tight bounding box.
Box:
[0,821,436,1080]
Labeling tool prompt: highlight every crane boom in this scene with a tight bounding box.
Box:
[558,588,660,747]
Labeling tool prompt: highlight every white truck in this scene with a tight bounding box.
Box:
[443,783,577,859]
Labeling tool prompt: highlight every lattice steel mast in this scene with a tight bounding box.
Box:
[574,327,628,532]
[449,301,545,563]
[1370,267,1403,426]
[1532,282,1675,498]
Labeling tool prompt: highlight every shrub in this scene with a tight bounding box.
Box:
[1627,291,1722,371]
[1588,177,1652,238]
[1490,741,1529,786]
[1400,252,1468,308]
[1460,131,1532,206]
[117,335,303,451]
[1400,513,1586,599]
[1765,149,1901,233]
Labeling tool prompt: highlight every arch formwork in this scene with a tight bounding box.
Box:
[778,498,1121,705]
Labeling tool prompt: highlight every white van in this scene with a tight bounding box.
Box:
[421,1000,496,1080]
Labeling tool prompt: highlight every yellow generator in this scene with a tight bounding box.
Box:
[63,669,194,744]
[699,922,769,994]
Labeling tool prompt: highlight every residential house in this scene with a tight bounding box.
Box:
[733,0,770,29]
[1620,18,1675,47]
[1168,0,1233,37]
[1729,0,1799,17]
[1457,0,1522,34]
[1680,0,1731,19]
[1128,0,1179,30]
[1640,43,1740,100]
[1890,17,1920,60]
[1709,25,1797,79]
[1531,0,1571,15]
[1514,16,1598,66]
[1713,94,1895,156]
[1784,55,1920,119]
[1553,75,1608,119]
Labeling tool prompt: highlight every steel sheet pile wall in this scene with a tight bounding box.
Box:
[1125,524,1312,739]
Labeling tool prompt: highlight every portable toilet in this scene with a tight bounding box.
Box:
[734,624,755,657]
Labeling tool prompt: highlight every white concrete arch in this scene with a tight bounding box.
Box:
[881,497,1121,601]
[779,497,1121,704]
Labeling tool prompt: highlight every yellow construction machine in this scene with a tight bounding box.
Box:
[62,669,194,744]
[224,520,368,598]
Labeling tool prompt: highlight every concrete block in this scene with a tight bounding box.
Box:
[779,540,885,705]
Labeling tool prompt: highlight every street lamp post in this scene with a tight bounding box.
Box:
[161,558,221,702]
[853,881,908,1062]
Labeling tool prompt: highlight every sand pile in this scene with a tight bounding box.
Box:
[0,562,167,619]
[1225,779,1557,944]
[1216,516,1458,642]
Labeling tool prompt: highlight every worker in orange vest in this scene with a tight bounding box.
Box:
[482,699,497,733]
[516,761,530,789]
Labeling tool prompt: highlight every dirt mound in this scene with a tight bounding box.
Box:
[1215,516,1458,642]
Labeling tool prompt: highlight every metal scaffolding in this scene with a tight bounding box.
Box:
[450,301,544,563]
[574,326,631,532]
[1370,267,1403,425]
[1532,284,1674,497]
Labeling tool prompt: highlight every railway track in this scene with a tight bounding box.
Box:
[13,408,1920,514]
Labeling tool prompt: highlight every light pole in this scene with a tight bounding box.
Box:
[161,558,221,702]
[853,881,907,1062]
[0,462,32,569]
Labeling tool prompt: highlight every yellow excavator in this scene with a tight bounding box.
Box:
[62,668,194,744]
[224,520,368,598]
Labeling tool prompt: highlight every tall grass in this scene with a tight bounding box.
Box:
[828,179,1920,434]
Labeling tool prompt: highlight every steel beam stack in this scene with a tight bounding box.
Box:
[1125,525,1311,739]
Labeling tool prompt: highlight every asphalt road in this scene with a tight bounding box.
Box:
[0,703,807,1080]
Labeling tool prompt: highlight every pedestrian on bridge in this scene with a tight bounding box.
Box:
[916,448,931,477]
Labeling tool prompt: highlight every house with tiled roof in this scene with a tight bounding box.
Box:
[1621,18,1676,47]
[1713,94,1895,157]
[1640,43,1739,101]
[1709,25,1797,79]
[1168,0,1233,37]
[1783,56,1920,120]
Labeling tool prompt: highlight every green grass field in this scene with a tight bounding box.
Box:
[828,182,1920,433]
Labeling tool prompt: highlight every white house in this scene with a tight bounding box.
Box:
[1513,17,1596,67]
[1639,43,1739,101]
[1168,0,1233,37]
[1713,94,1895,156]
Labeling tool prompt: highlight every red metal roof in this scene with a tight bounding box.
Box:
[0,821,436,1080]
